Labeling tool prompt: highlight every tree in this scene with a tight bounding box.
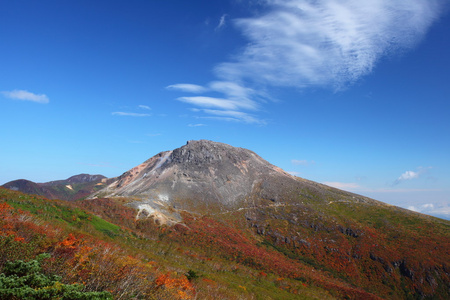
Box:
[0,254,112,300]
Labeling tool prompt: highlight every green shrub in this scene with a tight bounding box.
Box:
[0,254,112,300]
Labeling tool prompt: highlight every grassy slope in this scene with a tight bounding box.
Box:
[0,187,338,299]
[1,186,449,299]
[232,184,450,299]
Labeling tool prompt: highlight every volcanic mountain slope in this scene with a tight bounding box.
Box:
[91,139,294,205]
[91,140,387,223]
[90,140,450,299]
[3,174,108,201]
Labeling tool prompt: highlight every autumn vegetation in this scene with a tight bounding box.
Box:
[1,187,449,299]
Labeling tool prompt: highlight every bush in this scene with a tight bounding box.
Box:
[0,254,112,300]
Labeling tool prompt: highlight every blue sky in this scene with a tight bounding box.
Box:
[1,0,449,219]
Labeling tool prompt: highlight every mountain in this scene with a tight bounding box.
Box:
[90,140,389,223]
[3,174,109,201]
[91,139,308,223]
[89,140,449,299]
[1,140,449,299]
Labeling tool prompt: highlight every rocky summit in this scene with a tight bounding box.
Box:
[91,140,290,223]
[90,140,381,224]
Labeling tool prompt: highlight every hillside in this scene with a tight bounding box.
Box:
[1,140,449,299]
[2,174,109,201]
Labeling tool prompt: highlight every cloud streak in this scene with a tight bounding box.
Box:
[112,112,151,117]
[166,84,208,93]
[1,89,49,104]
[194,108,264,124]
[215,14,228,31]
[218,0,445,89]
[167,80,263,123]
[169,0,445,123]
[178,96,255,111]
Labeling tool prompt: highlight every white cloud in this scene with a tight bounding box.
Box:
[322,182,360,191]
[217,0,445,89]
[407,203,448,215]
[168,0,445,123]
[1,89,49,104]
[398,171,419,181]
[422,203,434,209]
[407,204,450,220]
[112,112,151,117]
[209,81,257,103]
[407,205,419,212]
[393,167,431,185]
[177,95,257,111]
[139,105,151,110]
[215,14,228,31]
[200,109,264,124]
[166,84,208,93]
[169,80,262,122]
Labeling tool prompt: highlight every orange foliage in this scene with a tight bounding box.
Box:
[59,233,78,248]
[155,272,196,299]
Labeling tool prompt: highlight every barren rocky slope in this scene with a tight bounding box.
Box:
[91,140,387,223]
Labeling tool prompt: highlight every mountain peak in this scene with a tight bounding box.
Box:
[66,174,106,184]
[90,140,299,223]
[168,139,259,168]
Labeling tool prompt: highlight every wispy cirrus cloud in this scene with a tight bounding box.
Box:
[218,0,445,89]
[112,112,151,117]
[168,0,445,124]
[166,84,208,93]
[215,14,228,31]
[167,80,263,123]
[1,89,49,104]
[199,109,264,124]
[178,96,255,111]
[138,105,151,110]
[170,81,260,110]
